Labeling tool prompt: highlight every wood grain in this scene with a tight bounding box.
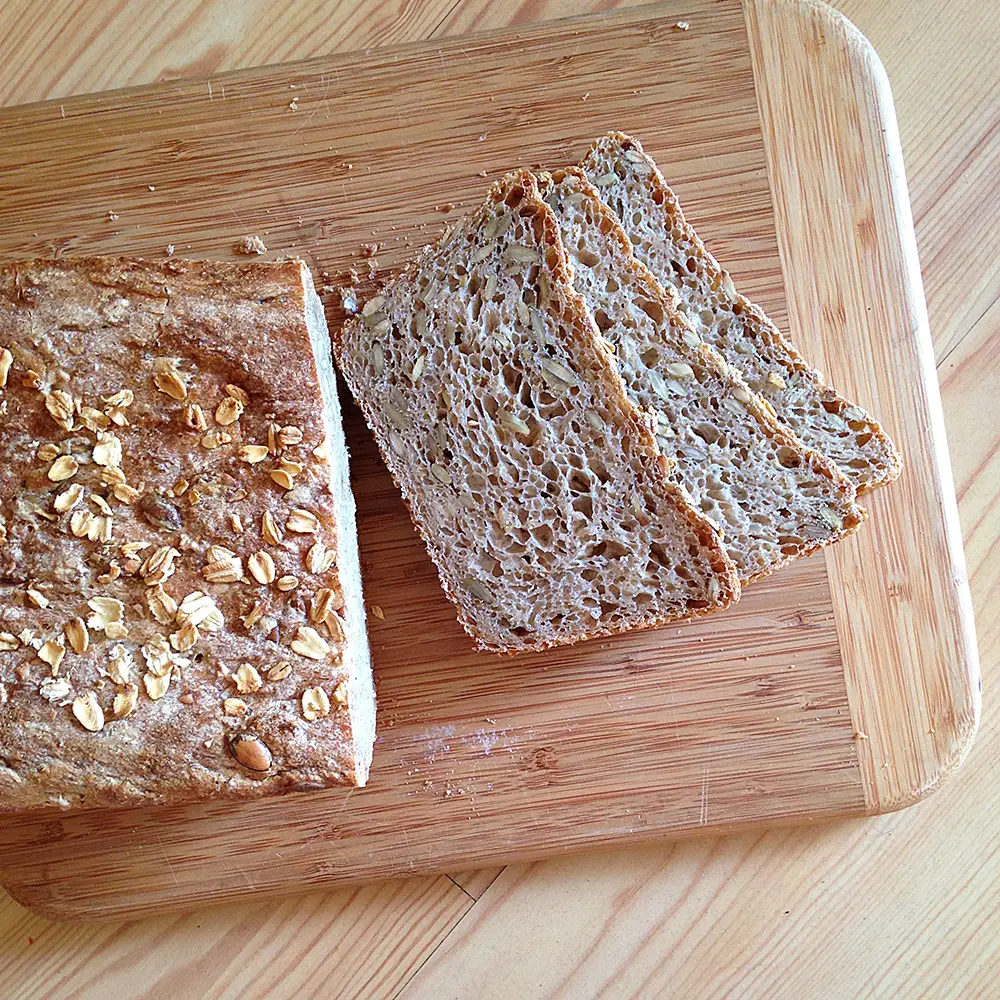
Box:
[0,873,472,1000]
[0,0,997,996]
[744,0,979,812]
[0,0,975,921]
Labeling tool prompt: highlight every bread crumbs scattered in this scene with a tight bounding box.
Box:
[289,99,298,111]
[165,245,175,256]
[235,235,267,255]
[478,133,488,142]
[674,20,690,30]
[107,211,118,221]
[477,169,487,178]
[371,604,385,620]
[582,92,590,101]
[148,184,156,191]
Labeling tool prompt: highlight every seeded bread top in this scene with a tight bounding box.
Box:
[0,257,364,811]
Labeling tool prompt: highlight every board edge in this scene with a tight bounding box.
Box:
[744,0,981,815]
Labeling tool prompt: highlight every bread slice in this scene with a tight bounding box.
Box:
[537,168,867,584]
[580,132,902,494]
[0,256,375,811]
[334,170,739,653]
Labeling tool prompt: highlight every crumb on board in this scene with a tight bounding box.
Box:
[582,92,590,101]
[165,244,175,256]
[234,235,267,256]
[107,211,118,222]
[339,287,359,314]
[370,604,385,621]
[674,20,690,30]
[477,169,487,178]
[289,99,298,111]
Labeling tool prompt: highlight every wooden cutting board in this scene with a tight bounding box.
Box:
[0,0,980,920]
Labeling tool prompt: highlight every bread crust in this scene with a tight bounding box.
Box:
[335,171,740,654]
[580,132,902,494]
[0,256,370,811]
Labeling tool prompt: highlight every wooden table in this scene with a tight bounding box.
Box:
[0,1,996,996]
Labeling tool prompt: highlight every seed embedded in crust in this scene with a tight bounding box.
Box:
[248,551,276,585]
[26,586,49,609]
[276,575,299,592]
[305,541,336,575]
[267,661,292,682]
[234,662,263,694]
[240,444,269,464]
[48,455,79,482]
[225,384,249,405]
[291,625,329,660]
[176,590,224,631]
[146,585,178,625]
[65,617,89,654]
[286,508,319,534]
[72,691,105,732]
[231,734,272,771]
[223,697,248,716]
[114,684,138,718]
[277,425,303,448]
[153,362,188,400]
[45,389,75,431]
[53,483,85,513]
[301,686,331,721]
[261,510,283,545]
[215,396,244,426]
[331,679,349,708]
[143,669,172,700]
[38,640,66,674]
[92,431,122,467]
[0,348,12,387]
[203,546,243,584]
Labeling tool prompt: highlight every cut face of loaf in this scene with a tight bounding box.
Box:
[580,132,902,494]
[334,170,739,653]
[538,169,867,584]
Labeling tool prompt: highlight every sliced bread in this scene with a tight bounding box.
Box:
[334,170,740,653]
[580,132,902,494]
[537,168,867,584]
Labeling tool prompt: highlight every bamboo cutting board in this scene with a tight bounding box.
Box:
[0,0,980,920]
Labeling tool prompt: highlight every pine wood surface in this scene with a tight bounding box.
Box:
[0,0,996,996]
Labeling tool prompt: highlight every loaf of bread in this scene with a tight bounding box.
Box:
[334,170,740,653]
[0,257,375,811]
[580,132,902,494]
[538,168,867,584]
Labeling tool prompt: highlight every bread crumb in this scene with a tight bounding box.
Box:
[289,98,298,111]
[371,604,384,620]
[107,211,119,222]
[582,92,590,101]
[674,20,690,31]
[234,235,267,256]
[339,287,359,314]
[478,133,488,142]
[148,184,156,191]
[477,169,487,178]
[165,245,175,256]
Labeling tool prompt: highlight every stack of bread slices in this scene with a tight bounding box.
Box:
[334,132,901,654]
